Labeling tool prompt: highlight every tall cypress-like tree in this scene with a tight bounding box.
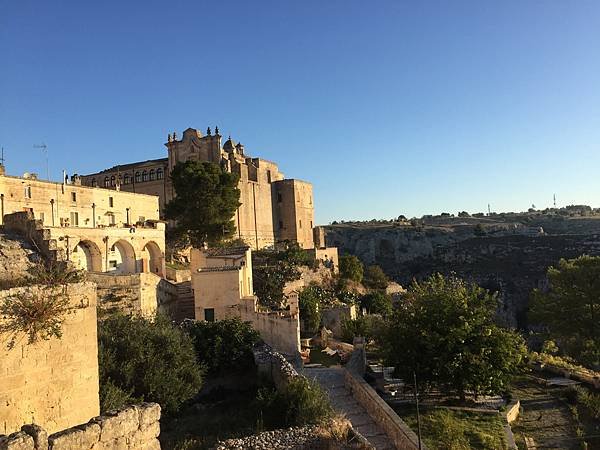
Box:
[164,161,241,247]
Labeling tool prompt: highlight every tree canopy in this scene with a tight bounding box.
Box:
[360,291,393,316]
[363,265,389,290]
[339,255,364,283]
[529,255,600,368]
[164,161,241,247]
[98,314,203,415]
[381,274,526,400]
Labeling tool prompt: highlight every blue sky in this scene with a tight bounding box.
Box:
[1,1,599,224]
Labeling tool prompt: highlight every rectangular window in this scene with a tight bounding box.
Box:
[24,186,32,199]
[71,192,77,202]
[204,308,215,322]
[70,212,79,226]
[299,220,302,229]
[108,197,114,207]
[108,213,115,225]
[310,221,313,228]
[267,170,272,183]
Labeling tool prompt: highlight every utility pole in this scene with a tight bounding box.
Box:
[34,143,48,180]
[487,203,491,215]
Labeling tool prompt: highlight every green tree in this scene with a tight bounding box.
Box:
[381,274,526,400]
[341,315,384,344]
[98,314,203,415]
[339,255,364,283]
[182,318,260,375]
[529,255,600,368]
[298,286,325,334]
[360,291,393,316]
[164,161,241,247]
[253,260,300,310]
[363,265,389,290]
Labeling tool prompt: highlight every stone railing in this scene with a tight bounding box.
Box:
[0,403,161,450]
[344,369,424,450]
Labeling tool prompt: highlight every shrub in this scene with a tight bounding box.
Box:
[340,315,383,344]
[425,410,470,450]
[363,265,389,290]
[359,291,392,316]
[256,377,333,428]
[98,314,203,415]
[100,379,139,413]
[339,255,363,283]
[181,318,260,375]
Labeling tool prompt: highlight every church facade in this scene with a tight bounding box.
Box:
[80,127,314,249]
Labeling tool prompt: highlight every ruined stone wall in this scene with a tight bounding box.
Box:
[240,298,301,356]
[0,403,160,450]
[0,283,99,436]
[89,272,177,318]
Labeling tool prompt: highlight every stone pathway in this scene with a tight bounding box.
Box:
[304,366,395,450]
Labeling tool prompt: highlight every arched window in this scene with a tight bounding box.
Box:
[123,174,130,185]
[91,178,97,187]
[142,170,148,182]
[157,168,164,180]
[104,177,109,187]
[149,169,155,181]
[135,172,141,183]
[110,175,116,186]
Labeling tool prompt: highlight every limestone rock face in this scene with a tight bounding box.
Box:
[323,222,600,328]
[0,231,38,284]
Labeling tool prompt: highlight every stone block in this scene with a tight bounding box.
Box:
[20,424,47,450]
[137,403,161,428]
[94,407,138,442]
[0,431,35,450]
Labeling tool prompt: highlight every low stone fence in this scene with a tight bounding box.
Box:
[0,403,161,450]
[253,342,299,389]
[344,369,424,450]
[214,425,326,450]
[531,362,600,389]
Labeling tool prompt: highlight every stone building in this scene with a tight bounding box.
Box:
[0,167,166,276]
[190,246,301,356]
[80,127,315,249]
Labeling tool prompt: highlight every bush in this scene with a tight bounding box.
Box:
[100,379,139,413]
[98,314,203,415]
[341,315,383,344]
[339,255,363,283]
[363,265,389,290]
[182,318,260,375]
[360,291,393,316]
[256,377,333,428]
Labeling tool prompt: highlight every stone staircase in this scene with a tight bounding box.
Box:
[305,367,395,450]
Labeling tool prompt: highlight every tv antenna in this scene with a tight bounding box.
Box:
[33,143,49,180]
[0,147,5,166]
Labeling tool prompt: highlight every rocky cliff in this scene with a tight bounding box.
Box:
[323,218,600,328]
[0,230,39,286]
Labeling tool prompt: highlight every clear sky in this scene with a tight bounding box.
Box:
[1,1,599,224]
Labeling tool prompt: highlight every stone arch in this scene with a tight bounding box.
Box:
[108,239,137,274]
[142,241,164,276]
[72,240,102,272]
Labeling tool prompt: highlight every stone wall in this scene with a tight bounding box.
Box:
[89,272,177,318]
[344,369,423,450]
[240,298,301,356]
[0,283,99,436]
[0,403,161,450]
[252,342,299,389]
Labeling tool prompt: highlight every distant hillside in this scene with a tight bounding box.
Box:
[323,212,600,329]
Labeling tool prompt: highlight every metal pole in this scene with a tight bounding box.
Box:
[413,371,422,450]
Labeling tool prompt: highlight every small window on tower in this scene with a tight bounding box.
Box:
[24,186,32,199]
[71,192,77,203]
[299,220,302,229]
[109,197,114,207]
